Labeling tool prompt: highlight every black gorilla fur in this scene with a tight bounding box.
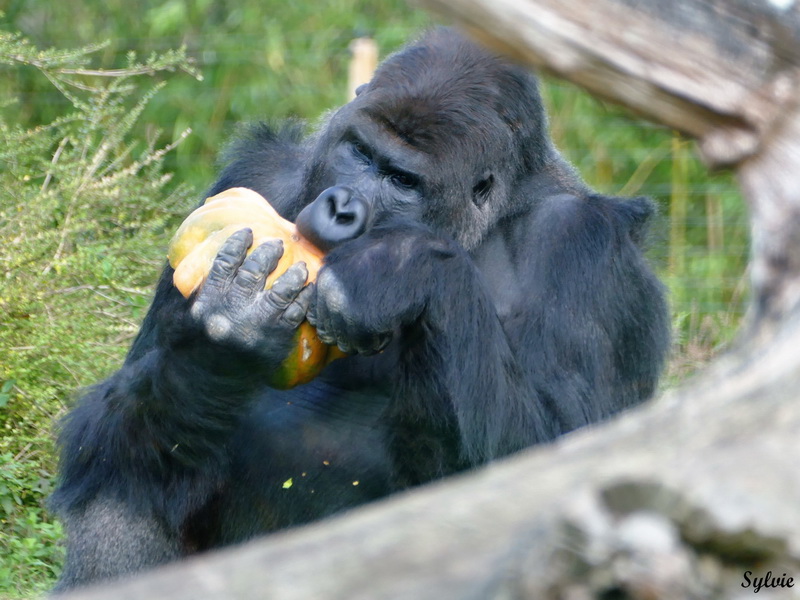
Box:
[51,28,670,590]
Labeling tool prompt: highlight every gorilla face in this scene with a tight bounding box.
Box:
[295,107,428,252]
[296,28,552,252]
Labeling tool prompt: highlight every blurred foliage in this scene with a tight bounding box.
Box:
[3,0,431,188]
[0,452,64,596]
[0,1,748,596]
[0,24,199,597]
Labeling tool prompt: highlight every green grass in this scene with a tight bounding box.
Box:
[0,28,199,595]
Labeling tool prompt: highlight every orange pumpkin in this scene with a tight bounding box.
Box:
[167,187,345,389]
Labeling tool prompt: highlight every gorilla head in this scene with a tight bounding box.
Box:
[296,28,555,252]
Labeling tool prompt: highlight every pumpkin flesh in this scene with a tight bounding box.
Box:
[167,187,344,388]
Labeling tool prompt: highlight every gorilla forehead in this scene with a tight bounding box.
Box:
[358,28,548,163]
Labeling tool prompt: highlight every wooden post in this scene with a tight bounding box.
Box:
[347,38,378,101]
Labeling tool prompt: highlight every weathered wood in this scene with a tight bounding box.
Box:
[415,0,800,168]
[738,107,800,341]
[56,2,800,598]
[58,341,800,599]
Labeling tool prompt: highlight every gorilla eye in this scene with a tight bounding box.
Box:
[472,174,494,207]
[389,171,418,190]
[350,140,371,162]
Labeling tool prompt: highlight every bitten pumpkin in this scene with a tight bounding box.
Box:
[167,187,344,389]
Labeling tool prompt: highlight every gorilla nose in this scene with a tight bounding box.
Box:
[296,186,370,252]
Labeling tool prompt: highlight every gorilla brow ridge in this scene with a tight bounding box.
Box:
[368,32,550,173]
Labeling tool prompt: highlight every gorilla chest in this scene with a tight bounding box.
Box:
[223,382,396,532]
[471,229,524,321]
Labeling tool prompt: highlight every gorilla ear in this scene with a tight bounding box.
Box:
[355,83,370,96]
[618,195,656,245]
[472,172,494,208]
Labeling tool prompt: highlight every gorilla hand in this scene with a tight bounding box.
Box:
[308,224,458,356]
[307,267,395,355]
[189,228,313,368]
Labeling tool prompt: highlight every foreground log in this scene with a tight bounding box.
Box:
[60,1,800,598]
[60,354,800,599]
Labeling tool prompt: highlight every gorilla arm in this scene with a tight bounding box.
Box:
[309,218,558,472]
[51,233,312,555]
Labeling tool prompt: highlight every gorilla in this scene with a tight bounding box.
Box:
[51,28,670,590]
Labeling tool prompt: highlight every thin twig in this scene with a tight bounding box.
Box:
[42,136,70,193]
[59,66,169,77]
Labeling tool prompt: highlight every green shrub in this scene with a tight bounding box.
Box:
[0,452,64,595]
[0,26,198,596]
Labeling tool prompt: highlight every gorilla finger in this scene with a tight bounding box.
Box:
[308,289,340,345]
[306,292,318,327]
[232,239,283,296]
[336,339,354,354]
[252,238,285,271]
[331,328,369,355]
[313,270,354,343]
[279,285,315,328]
[266,262,309,310]
[315,269,351,316]
[294,283,315,313]
[204,228,253,293]
[322,312,353,348]
[311,299,336,345]
[341,329,389,356]
[317,328,336,346]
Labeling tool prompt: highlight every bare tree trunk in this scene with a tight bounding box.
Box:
[59,1,800,598]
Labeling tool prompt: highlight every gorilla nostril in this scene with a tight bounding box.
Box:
[325,195,338,219]
[335,213,356,226]
[295,185,370,252]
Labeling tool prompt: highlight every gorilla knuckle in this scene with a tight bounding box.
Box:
[317,269,351,315]
[204,313,233,343]
[235,258,259,277]
[262,294,289,315]
[234,263,262,289]
[212,251,242,274]
[279,302,306,327]
[189,300,207,321]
